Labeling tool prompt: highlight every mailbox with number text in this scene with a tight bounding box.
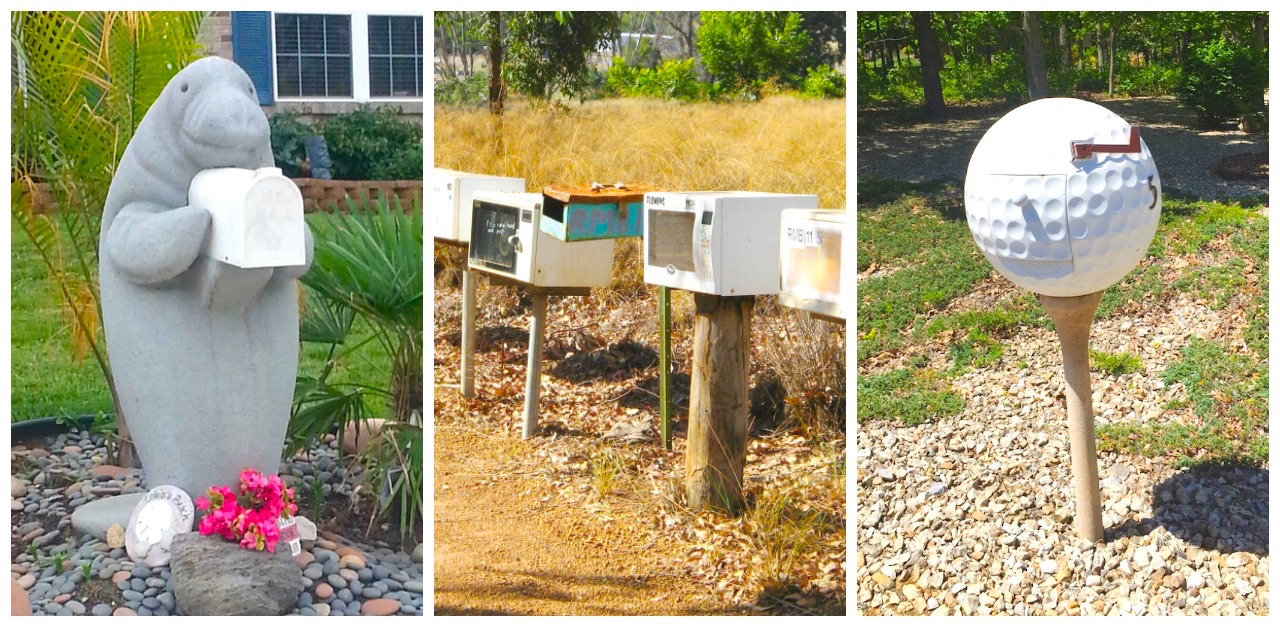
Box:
[778,209,845,321]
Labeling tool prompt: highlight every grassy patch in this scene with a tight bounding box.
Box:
[11,215,392,421]
[1097,337,1267,466]
[948,329,1003,372]
[915,295,1044,340]
[746,487,836,600]
[1090,350,1143,376]
[856,179,990,360]
[857,361,963,426]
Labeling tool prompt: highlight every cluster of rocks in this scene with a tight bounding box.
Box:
[12,427,423,616]
[857,321,1269,616]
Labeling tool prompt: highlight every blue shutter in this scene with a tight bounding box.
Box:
[231,12,274,105]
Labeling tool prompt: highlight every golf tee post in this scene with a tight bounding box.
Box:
[1038,291,1105,543]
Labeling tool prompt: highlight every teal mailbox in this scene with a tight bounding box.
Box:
[539,183,657,241]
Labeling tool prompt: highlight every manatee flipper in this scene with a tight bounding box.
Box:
[106,203,211,286]
[272,223,315,283]
[190,255,274,313]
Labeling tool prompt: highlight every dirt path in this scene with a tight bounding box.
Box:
[433,426,749,616]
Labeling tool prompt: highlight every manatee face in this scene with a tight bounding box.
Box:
[170,57,271,170]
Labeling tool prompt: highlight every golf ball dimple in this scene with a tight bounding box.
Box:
[964,98,1161,297]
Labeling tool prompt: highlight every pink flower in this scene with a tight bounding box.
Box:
[195,471,295,552]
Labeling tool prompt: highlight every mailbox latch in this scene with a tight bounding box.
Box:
[1071,126,1141,160]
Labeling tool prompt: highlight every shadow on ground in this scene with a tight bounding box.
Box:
[1105,463,1269,556]
[434,567,756,615]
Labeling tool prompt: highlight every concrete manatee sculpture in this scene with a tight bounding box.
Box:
[100,56,314,501]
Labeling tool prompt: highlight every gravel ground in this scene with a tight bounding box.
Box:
[856,288,1269,616]
[12,428,424,616]
[858,96,1267,201]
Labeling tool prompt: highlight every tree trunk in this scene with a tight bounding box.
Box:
[686,294,752,514]
[1081,30,1090,69]
[912,11,946,119]
[1060,22,1070,67]
[1107,27,1115,97]
[1022,11,1050,101]
[1096,23,1104,70]
[487,11,504,116]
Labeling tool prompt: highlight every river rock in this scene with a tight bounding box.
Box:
[12,580,33,616]
[169,532,303,616]
[71,493,145,540]
[107,524,127,549]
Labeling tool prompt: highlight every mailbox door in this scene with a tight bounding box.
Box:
[982,174,1071,262]
[469,198,522,275]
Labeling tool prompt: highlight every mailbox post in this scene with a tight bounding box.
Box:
[643,191,819,513]
[964,98,1161,542]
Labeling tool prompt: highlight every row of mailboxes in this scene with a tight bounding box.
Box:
[430,168,846,318]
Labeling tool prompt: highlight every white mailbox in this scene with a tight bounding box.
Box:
[189,167,306,269]
[467,191,615,288]
[779,209,846,320]
[643,191,818,295]
[431,168,526,243]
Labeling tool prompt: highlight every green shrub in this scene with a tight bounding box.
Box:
[801,65,846,99]
[1115,62,1181,96]
[1177,39,1267,127]
[434,71,488,107]
[698,11,811,90]
[321,107,423,180]
[941,51,1025,103]
[268,110,314,178]
[606,57,706,101]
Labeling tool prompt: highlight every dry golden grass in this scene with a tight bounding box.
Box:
[433,96,846,210]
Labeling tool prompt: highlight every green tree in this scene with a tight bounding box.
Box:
[12,11,205,465]
[698,11,811,90]
[501,11,618,100]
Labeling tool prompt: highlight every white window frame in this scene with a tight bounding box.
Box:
[270,10,423,104]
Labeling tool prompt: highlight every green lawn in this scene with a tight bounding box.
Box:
[856,177,1268,467]
[11,215,392,421]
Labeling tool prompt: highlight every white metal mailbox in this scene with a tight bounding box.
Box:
[189,167,306,269]
[643,191,819,295]
[467,191,615,288]
[779,209,846,320]
[431,167,526,243]
[964,98,1161,297]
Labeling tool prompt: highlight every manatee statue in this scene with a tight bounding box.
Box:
[99,57,313,500]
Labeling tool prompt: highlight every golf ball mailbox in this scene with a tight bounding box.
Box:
[778,209,846,321]
[964,98,1161,296]
[430,168,526,244]
[965,98,1162,542]
[467,191,615,288]
[642,191,819,295]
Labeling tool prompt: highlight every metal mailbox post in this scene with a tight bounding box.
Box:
[430,168,525,398]
[964,97,1161,541]
[466,185,650,438]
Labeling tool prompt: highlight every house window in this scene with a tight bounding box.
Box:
[368,15,423,98]
[274,14,353,98]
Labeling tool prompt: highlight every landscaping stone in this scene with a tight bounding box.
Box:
[341,418,386,455]
[107,524,126,549]
[169,532,303,616]
[70,493,144,540]
[295,516,317,543]
[12,580,33,616]
[361,598,400,616]
[12,476,27,498]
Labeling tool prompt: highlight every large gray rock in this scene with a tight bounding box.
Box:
[98,56,313,500]
[170,533,303,615]
[71,493,145,540]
